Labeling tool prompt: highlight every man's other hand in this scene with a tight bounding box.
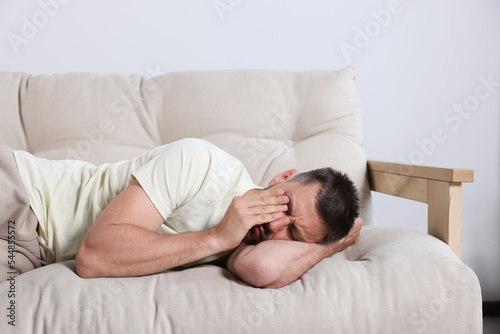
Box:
[325,216,363,256]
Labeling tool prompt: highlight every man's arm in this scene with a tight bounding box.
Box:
[75,180,289,278]
[227,218,363,288]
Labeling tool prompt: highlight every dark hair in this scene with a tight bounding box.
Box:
[289,167,360,244]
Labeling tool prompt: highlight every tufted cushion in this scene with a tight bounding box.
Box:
[0,67,375,224]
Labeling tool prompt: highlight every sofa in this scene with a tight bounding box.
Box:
[0,67,482,333]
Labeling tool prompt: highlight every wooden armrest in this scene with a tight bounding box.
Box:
[368,161,473,183]
[367,160,474,258]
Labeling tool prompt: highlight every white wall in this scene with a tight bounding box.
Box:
[1,0,499,300]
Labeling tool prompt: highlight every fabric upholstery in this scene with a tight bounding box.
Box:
[0,227,482,333]
[0,67,375,225]
[0,68,482,333]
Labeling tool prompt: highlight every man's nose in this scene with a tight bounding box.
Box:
[267,218,288,233]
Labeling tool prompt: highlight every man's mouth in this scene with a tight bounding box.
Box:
[252,225,265,242]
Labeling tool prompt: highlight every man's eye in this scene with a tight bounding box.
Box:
[288,225,297,241]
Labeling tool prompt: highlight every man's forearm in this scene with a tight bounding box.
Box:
[228,240,337,289]
[76,224,222,278]
[228,218,363,288]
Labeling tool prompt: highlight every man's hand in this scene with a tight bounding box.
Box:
[76,182,289,279]
[210,188,289,251]
[77,180,260,279]
[324,216,363,256]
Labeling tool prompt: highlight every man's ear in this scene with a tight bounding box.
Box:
[269,169,298,186]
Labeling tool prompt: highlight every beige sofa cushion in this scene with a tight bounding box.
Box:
[0,67,375,225]
[0,227,481,333]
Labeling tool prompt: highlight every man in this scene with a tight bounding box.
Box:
[0,138,361,288]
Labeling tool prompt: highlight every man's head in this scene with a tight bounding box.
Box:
[244,167,360,244]
[289,168,360,243]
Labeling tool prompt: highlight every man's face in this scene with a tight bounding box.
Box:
[244,181,327,244]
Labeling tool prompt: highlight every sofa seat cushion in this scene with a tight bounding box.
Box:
[0,226,481,334]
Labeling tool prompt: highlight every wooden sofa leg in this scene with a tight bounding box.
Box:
[427,180,463,258]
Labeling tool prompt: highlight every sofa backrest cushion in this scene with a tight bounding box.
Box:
[0,67,375,225]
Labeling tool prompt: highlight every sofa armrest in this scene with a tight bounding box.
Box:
[367,160,474,258]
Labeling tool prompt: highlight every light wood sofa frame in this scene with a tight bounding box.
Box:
[368,161,474,258]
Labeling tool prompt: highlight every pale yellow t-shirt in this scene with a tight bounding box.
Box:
[14,138,257,263]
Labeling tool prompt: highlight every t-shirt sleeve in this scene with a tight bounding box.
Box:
[131,139,213,221]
